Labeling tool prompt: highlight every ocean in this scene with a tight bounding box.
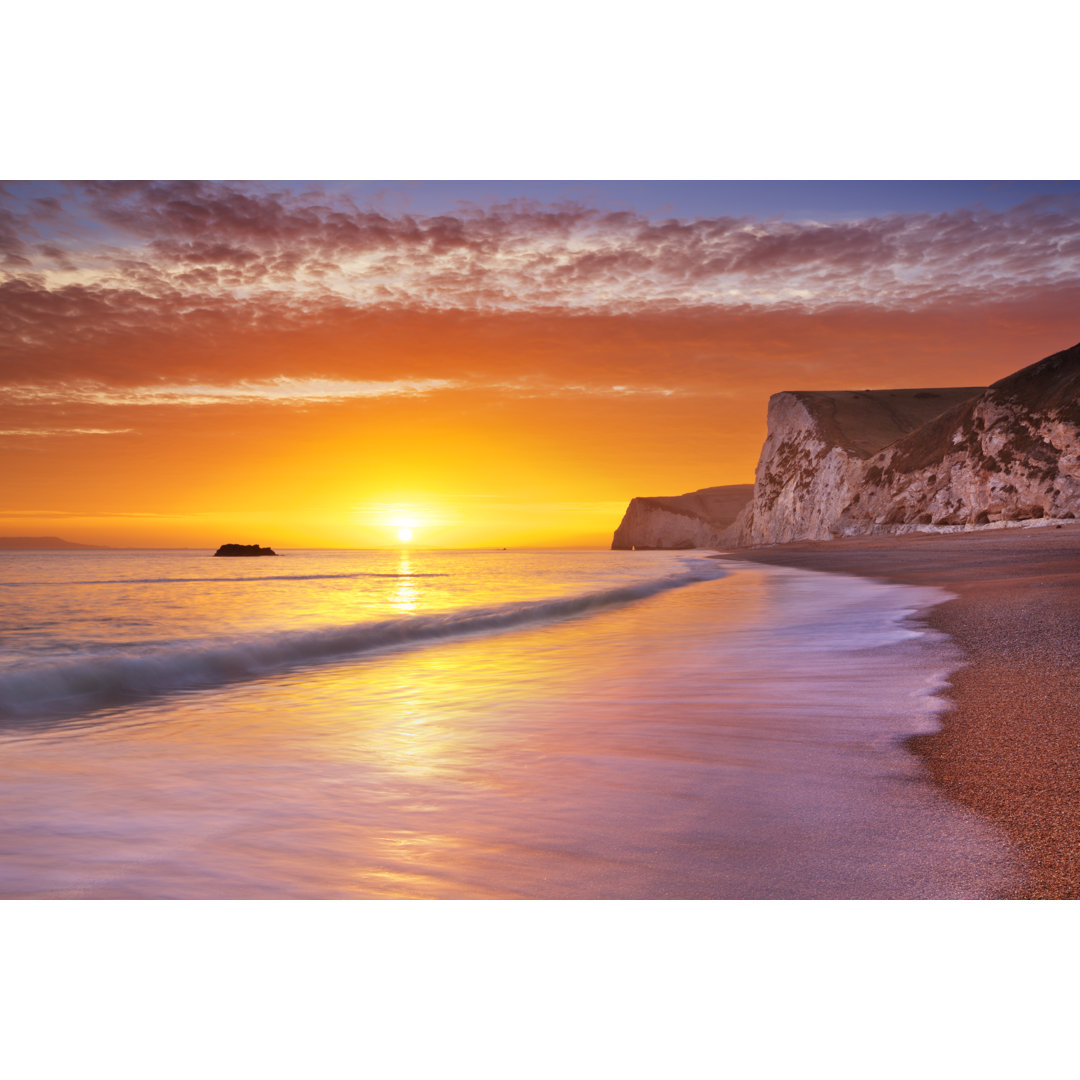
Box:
[0,547,1016,898]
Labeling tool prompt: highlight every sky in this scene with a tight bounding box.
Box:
[2,179,1079,548]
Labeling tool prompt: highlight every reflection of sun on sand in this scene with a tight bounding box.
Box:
[732,523,1080,899]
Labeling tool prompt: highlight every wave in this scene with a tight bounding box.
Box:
[0,565,725,719]
[0,571,451,587]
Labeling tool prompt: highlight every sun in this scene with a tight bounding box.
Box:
[397,527,413,543]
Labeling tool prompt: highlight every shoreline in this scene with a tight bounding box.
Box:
[725,523,1080,900]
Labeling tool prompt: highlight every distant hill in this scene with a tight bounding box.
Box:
[0,536,109,549]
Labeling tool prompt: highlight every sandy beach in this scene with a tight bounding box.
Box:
[729,523,1080,899]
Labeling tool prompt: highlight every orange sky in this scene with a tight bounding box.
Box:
[2,181,1079,547]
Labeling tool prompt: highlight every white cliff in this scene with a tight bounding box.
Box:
[611,485,753,550]
[611,344,1080,551]
[733,343,1080,545]
[732,386,984,545]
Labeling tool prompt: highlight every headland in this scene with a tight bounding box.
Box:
[0,536,109,550]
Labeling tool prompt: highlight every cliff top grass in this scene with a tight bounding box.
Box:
[635,484,755,527]
[784,387,986,459]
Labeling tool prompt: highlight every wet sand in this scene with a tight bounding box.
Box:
[728,523,1080,900]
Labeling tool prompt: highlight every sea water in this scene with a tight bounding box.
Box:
[0,548,1017,898]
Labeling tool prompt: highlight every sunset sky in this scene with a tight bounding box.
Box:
[2,179,1079,548]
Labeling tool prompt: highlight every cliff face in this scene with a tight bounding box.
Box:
[733,386,985,545]
[610,344,1080,551]
[611,485,753,549]
[734,343,1080,545]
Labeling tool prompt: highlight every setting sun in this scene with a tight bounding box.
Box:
[397,527,413,543]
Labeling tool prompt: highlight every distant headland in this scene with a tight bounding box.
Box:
[213,543,278,557]
[0,536,109,550]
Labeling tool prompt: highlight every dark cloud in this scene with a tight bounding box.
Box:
[2,268,1077,395]
[0,203,32,268]
[31,197,63,218]
[1,181,1077,314]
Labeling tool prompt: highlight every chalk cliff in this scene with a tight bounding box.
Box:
[611,342,1080,551]
[733,342,1080,545]
[611,485,753,549]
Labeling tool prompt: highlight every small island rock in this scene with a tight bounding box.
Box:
[213,543,278,557]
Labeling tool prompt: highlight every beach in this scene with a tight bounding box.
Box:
[730,523,1080,900]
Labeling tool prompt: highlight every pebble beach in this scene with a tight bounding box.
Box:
[731,523,1080,899]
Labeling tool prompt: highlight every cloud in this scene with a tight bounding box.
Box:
[2,182,1077,318]
[3,284,1079,407]
[4,376,458,407]
[0,508,185,518]
[1,374,702,408]
[0,202,32,268]
[2,183,1078,408]
[0,427,132,436]
[489,379,683,398]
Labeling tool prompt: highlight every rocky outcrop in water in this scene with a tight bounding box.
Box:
[213,543,278,557]
[732,342,1080,545]
[611,485,753,549]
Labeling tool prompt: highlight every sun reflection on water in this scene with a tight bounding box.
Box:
[392,552,420,612]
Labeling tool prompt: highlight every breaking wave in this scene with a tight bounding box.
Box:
[0,565,725,719]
